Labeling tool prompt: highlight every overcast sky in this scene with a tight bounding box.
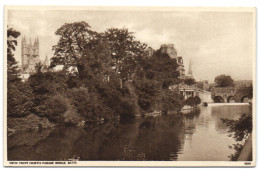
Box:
[7,9,255,82]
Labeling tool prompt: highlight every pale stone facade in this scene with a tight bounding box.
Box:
[20,35,49,80]
[160,44,178,59]
[21,36,40,73]
[178,84,213,103]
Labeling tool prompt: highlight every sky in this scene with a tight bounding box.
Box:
[7,9,255,82]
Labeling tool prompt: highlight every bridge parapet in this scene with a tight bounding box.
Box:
[211,86,251,103]
[211,87,237,93]
[210,87,236,102]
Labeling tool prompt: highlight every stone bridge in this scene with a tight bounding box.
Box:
[211,87,251,103]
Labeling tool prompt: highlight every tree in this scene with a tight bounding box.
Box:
[7,27,34,118]
[7,27,21,82]
[184,96,201,107]
[103,28,147,81]
[144,50,180,89]
[7,81,33,117]
[214,74,234,87]
[134,79,160,111]
[161,90,183,114]
[193,96,201,106]
[133,49,182,113]
[45,94,70,123]
[184,97,195,107]
[28,71,68,116]
[184,78,196,86]
[51,21,112,79]
[67,86,113,122]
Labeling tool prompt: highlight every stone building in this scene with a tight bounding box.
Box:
[21,36,40,72]
[160,44,178,59]
[145,46,155,57]
[179,84,212,103]
[160,44,185,79]
[20,35,49,80]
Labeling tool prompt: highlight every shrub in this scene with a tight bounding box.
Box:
[134,79,159,111]
[184,96,201,107]
[161,89,183,113]
[184,78,196,86]
[193,96,201,106]
[63,106,84,126]
[184,97,195,107]
[28,71,68,116]
[7,82,33,117]
[68,87,111,122]
[118,97,136,123]
[45,94,70,123]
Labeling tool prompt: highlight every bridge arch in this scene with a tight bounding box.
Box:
[241,96,250,103]
[227,96,235,103]
[214,96,224,103]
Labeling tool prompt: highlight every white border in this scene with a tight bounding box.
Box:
[1,1,259,169]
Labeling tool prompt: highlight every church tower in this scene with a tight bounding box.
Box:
[21,36,28,67]
[186,60,193,78]
[21,35,40,73]
[34,37,39,56]
[44,54,49,66]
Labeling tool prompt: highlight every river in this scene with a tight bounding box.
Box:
[8,104,251,161]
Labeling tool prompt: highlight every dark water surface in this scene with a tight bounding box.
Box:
[8,104,250,161]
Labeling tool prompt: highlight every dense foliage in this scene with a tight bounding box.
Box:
[184,78,196,86]
[214,74,234,87]
[184,96,201,107]
[7,22,188,127]
[7,27,33,117]
[222,112,252,160]
[7,27,21,83]
[7,81,33,117]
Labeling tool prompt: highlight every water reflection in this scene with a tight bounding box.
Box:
[8,104,250,161]
[211,105,250,133]
[177,104,250,161]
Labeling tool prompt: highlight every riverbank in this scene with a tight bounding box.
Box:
[237,134,252,161]
[7,114,55,137]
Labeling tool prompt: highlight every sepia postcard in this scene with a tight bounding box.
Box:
[4,6,256,167]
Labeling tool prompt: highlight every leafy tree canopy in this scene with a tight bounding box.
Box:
[143,50,180,89]
[7,27,21,83]
[184,77,196,86]
[51,21,111,78]
[214,74,234,87]
[184,96,201,107]
[103,28,147,81]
